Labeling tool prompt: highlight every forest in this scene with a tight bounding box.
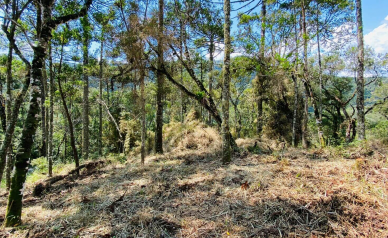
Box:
[0,0,387,237]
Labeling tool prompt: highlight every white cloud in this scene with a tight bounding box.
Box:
[365,15,388,55]
[205,42,243,61]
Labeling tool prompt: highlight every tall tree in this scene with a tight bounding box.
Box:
[355,0,365,140]
[256,0,266,135]
[0,0,31,185]
[155,0,164,154]
[4,0,92,226]
[222,0,231,163]
[82,15,90,160]
[48,43,54,177]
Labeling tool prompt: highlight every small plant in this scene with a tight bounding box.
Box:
[31,157,48,174]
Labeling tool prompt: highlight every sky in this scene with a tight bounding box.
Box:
[362,0,388,54]
[218,0,388,59]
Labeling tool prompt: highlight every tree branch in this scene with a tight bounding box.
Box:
[49,0,93,27]
[365,96,388,115]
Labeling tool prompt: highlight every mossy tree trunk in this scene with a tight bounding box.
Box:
[355,0,365,140]
[4,0,92,226]
[0,0,31,185]
[5,35,14,190]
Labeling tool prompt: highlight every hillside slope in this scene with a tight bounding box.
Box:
[0,127,387,237]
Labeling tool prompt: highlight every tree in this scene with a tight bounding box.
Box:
[355,0,365,140]
[0,0,32,185]
[82,15,91,160]
[222,0,231,163]
[155,0,164,154]
[4,0,92,227]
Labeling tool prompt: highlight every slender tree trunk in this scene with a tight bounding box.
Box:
[82,15,90,160]
[356,0,365,140]
[302,94,309,148]
[155,0,164,154]
[292,4,299,147]
[180,19,185,122]
[57,44,79,170]
[48,44,54,177]
[222,0,231,164]
[316,3,325,147]
[99,39,103,157]
[292,74,298,147]
[41,61,47,157]
[301,1,309,148]
[140,69,146,164]
[208,35,214,124]
[257,0,266,135]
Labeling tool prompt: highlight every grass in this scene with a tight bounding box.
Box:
[0,124,387,237]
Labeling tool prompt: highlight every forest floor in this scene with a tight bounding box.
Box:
[0,127,388,237]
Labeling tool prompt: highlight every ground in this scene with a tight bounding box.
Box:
[0,136,387,237]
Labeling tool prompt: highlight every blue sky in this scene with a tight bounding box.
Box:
[362,0,388,34]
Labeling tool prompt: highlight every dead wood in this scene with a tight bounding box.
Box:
[33,160,105,197]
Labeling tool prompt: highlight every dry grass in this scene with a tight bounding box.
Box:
[0,134,387,237]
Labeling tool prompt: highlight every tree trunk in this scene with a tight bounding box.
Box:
[180,19,185,123]
[292,74,298,147]
[208,35,214,124]
[99,39,103,157]
[257,0,266,135]
[301,2,309,148]
[48,44,54,177]
[302,94,309,148]
[155,0,164,154]
[41,60,47,157]
[356,0,365,140]
[5,39,13,190]
[82,15,90,160]
[316,3,325,148]
[57,43,79,170]
[140,69,146,164]
[222,0,231,164]
[5,65,41,227]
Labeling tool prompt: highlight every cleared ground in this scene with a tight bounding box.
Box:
[1,123,387,237]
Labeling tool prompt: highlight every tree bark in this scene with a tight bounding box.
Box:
[99,37,103,157]
[356,0,365,140]
[5,36,14,190]
[301,1,309,148]
[208,35,214,124]
[82,15,90,160]
[155,0,164,154]
[222,0,231,164]
[256,0,266,135]
[48,44,54,177]
[41,60,47,157]
[140,69,146,164]
[316,2,325,147]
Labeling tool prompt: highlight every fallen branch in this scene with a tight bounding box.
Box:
[33,160,106,197]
